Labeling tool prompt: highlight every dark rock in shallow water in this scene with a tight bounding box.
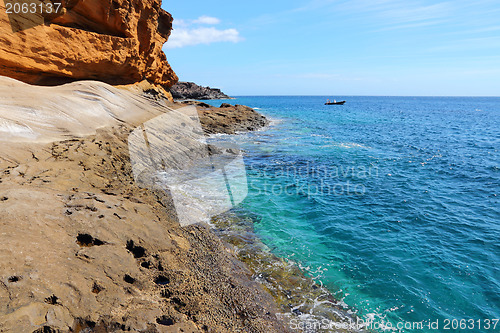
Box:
[170,81,232,100]
[181,101,269,134]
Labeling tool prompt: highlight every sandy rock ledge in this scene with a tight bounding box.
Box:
[0,79,286,332]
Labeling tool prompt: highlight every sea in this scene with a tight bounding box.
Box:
[204,96,500,332]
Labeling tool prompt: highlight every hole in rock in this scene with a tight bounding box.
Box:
[123,274,136,284]
[156,316,175,326]
[154,275,170,286]
[126,240,146,258]
[92,282,103,294]
[44,295,59,305]
[32,326,58,333]
[76,233,104,247]
[8,276,20,283]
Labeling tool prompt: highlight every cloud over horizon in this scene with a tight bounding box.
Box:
[166,16,243,49]
[193,15,221,25]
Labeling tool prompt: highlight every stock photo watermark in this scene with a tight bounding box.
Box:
[128,105,248,227]
[289,317,500,332]
[248,163,379,198]
[128,105,380,227]
[3,0,65,32]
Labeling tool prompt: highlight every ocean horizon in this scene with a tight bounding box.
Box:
[231,95,500,98]
[206,96,499,332]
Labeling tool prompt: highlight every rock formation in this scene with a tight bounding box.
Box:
[0,0,178,89]
[182,101,269,134]
[170,81,232,100]
[0,77,284,332]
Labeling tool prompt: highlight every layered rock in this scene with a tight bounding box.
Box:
[0,0,178,89]
[0,77,285,332]
[171,81,232,100]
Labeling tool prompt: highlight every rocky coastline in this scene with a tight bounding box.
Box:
[0,0,290,329]
[181,101,268,134]
[0,0,360,331]
[0,76,363,332]
[0,78,286,332]
[170,82,233,100]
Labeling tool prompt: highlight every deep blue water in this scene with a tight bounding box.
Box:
[206,96,500,332]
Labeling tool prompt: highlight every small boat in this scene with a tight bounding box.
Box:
[325,100,346,105]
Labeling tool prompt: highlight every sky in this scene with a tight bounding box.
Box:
[162,0,500,96]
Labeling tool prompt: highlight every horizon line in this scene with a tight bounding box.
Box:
[225,95,500,98]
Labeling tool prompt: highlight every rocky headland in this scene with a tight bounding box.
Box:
[170,82,232,100]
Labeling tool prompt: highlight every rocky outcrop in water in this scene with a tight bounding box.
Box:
[170,81,232,100]
[181,101,268,134]
[0,0,178,89]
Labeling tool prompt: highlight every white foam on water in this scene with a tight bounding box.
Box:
[267,115,284,126]
[338,142,370,149]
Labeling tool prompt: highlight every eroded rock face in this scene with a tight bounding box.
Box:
[0,0,178,88]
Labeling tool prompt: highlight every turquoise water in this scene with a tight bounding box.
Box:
[206,96,500,332]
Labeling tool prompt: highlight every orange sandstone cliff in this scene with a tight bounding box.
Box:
[0,0,178,89]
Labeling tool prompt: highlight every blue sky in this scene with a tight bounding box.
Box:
[162,0,500,96]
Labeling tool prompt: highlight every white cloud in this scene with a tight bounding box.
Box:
[167,27,242,49]
[193,16,221,25]
[166,16,243,49]
[173,18,188,27]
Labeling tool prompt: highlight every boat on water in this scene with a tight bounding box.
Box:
[325,100,345,105]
